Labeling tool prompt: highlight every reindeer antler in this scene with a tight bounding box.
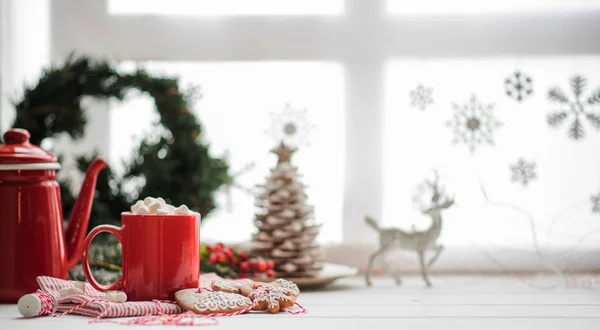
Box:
[420,169,454,212]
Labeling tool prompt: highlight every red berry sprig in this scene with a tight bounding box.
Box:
[201,243,275,279]
[238,257,276,280]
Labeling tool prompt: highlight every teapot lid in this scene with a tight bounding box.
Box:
[0,129,59,169]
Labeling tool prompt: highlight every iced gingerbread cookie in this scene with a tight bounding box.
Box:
[210,281,254,297]
[248,286,294,313]
[255,278,300,299]
[174,289,252,315]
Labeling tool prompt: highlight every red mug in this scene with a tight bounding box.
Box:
[82,212,200,301]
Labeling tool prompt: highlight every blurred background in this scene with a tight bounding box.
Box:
[1,0,600,275]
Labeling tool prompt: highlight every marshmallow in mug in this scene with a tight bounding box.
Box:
[130,197,192,216]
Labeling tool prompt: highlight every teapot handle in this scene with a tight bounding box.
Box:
[81,225,125,292]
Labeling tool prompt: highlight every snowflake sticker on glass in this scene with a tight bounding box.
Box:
[266,103,314,147]
[590,191,600,214]
[410,83,434,110]
[509,158,537,186]
[546,75,600,141]
[445,94,503,154]
[504,71,533,102]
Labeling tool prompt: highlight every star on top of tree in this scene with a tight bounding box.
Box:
[271,141,297,164]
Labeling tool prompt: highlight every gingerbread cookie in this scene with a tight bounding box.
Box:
[255,278,300,299]
[249,287,294,313]
[211,281,254,297]
[174,289,252,315]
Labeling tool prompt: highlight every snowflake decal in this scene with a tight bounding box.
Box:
[445,94,503,154]
[547,75,600,140]
[509,158,537,186]
[591,191,600,214]
[266,103,314,147]
[505,71,533,102]
[410,83,434,110]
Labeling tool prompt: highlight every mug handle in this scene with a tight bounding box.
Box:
[82,225,125,292]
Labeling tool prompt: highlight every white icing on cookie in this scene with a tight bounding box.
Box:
[194,291,251,312]
[253,288,291,309]
[274,278,300,297]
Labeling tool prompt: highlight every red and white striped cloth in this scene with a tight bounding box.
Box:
[36,273,254,319]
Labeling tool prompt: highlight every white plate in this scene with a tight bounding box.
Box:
[285,263,359,289]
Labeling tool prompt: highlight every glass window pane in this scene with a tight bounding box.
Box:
[387,0,600,15]
[108,0,344,16]
[110,62,344,244]
[383,56,600,251]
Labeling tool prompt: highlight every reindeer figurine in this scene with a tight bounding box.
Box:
[364,172,454,287]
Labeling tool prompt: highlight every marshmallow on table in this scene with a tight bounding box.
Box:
[104,291,127,303]
[73,281,86,293]
[59,287,84,297]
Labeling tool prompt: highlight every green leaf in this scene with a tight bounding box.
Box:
[571,76,587,98]
[568,118,585,140]
[546,112,568,127]
[585,113,600,129]
[548,88,569,104]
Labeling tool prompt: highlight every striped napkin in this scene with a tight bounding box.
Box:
[36,273,254,318]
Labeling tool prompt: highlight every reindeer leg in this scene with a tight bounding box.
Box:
[379,251,402,285]
[365,248,385,286]
[418,250,432,287]
[427,245,444,268]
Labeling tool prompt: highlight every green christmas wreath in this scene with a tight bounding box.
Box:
[10,54,231,230]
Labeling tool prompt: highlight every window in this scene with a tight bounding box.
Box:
[111,61,345,244]
[383,56,600,250]
[4,0,599,269]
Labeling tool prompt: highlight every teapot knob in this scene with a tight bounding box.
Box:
[3,129,31,145]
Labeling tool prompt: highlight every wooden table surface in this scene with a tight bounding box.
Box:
[1,275,599,329]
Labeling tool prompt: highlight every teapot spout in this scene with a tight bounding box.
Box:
[65,158,108,270]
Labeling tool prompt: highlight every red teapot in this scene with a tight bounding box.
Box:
[0,129,108,302]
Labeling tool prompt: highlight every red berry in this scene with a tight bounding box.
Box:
[227,254,236,265]
[224,247,233,257]
[215,243,223,252]
[208,253,217,265]
[237,252,248,261]
[239,261,250,272]
[248,260,257,270]
[266,260,274,270]
[257,260,267,272]
[217,252,226,263]
[266,269,275,278]
[205,245,213,253]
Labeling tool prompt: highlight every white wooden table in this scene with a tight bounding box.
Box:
[1,275,599,330]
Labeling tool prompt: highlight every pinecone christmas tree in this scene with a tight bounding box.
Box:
[250,142,323,278]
